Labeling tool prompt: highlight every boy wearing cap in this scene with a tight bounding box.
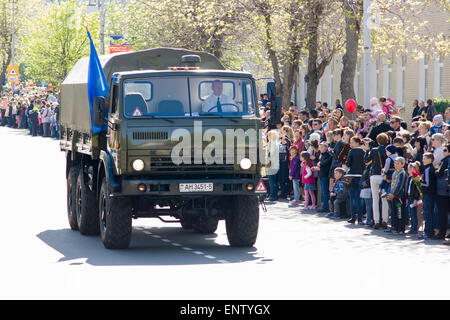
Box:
[387,157,408,234]
[430,114,443,135]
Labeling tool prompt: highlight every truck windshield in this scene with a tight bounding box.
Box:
[123,76,255,118]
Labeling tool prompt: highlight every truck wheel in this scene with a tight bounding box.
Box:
[193,217,219,234]
[67,166,80,231]
[75,171,99,235]
[99,178,132,249]
[180,220,193,230]
[225,196,259,247]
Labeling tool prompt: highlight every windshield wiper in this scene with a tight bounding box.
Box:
[198,112,239,122]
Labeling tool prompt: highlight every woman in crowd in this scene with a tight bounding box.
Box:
[266,130,280,201]
[413,136,427,163]
[417,121,432,150]
[345,136,366,224]
[277,126,293,199]
[366,133,389,229]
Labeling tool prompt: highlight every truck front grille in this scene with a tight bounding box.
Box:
[132,131,169,141]
[150,156,234,173]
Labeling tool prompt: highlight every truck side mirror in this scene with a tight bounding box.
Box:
[93,96,106,126]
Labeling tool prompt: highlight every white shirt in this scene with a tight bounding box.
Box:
[202,94,236,113]
[433,146,444,169]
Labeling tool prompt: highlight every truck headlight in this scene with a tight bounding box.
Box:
[239,158,252,170]
[132,159,145,171]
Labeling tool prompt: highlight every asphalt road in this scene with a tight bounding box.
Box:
[0,126,448,299]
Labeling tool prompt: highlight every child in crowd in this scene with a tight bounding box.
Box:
[406,162,422,235]
[300,151,316,210]
[430,114,444,135]
[387,157,408,235]
[360,138,373,226]
[326,131,335,149]
[289,146,301,204]
[419,153,436,240]
[381,144,398,197]
[393,137,412,161]
[316,141,332,212]
[293,130,304,152]
[401,132,414,157]
[328,168,347,219]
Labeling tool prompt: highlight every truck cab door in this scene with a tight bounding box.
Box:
[107,83,121,172]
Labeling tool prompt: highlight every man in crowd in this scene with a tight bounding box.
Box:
[335,99,343,111]
[369,113,391,142]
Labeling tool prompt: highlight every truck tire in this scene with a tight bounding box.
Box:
[193,217,219,234]
[180,220,193,230]
[225,195,259,247]
[67,166,80,231]
[75,171,100,235]
[99,178,132,249]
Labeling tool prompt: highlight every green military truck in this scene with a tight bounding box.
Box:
[60,48,265,249]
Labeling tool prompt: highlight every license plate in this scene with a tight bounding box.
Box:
[179,183,213,193]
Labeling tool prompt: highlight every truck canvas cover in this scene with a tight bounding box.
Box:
[60,47,225,133]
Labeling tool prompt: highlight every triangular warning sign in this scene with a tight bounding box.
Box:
[132,107,143,117]
[8,68,17,76]
[255,180,267,193]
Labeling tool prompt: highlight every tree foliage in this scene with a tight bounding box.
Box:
[2,0,447,102]
[20,0,99,85]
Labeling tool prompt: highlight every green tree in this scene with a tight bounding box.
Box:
[0,0,13,90]
[21,0,99,85]
[105,0,251,69]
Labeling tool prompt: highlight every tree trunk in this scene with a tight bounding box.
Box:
[304,2,327,110]
[0,45,12,93]
[340,0,362,107]
[281,59,299,109]
[305,71,320,111]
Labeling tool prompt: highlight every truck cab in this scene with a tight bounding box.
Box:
[61,48,265,249]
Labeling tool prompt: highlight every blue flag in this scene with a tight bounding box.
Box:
[87,31,110,134]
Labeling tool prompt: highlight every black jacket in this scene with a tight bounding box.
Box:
[369,121,391,142]
[407,177,421,200]
[346,147,365,175]
[420,163,436,195]
[390,170,408,199]
[412,105,420,118]
[436,155,450,196]
[319,151,332,178]
[359,161,372,189]
[367,146,387,176]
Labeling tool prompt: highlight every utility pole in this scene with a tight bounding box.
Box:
[363,0,371,110]
[99,0,105,55]
[11,0,15,66]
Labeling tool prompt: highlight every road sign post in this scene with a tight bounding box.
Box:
[7,65,19,84]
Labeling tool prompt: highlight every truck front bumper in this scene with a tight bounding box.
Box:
[117,177,265,197]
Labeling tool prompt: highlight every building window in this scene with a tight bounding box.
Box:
[439,55,443,96]
[376,62,379,98]
[402,61,405,105]
[388,63,392,98]
[356,70,360,101]
[424,55,428,99]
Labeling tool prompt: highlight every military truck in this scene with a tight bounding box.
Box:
[60,48,265,249]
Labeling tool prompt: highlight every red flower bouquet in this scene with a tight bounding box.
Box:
[412,169,423,196]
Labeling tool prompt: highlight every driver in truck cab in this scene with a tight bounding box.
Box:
[202,79,236,113]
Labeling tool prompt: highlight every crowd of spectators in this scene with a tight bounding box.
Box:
[0,84,60,139]
[260,95,450,245]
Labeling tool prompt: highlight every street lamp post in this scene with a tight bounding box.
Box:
[11,0,15,66]
[88,0,105,55]
[363,0,371,110]
[99,0,105,55]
